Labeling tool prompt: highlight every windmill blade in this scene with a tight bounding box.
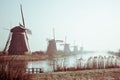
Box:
[55,40,63,43]
[71,45,78,47]
[65,36,67,44]
[60,43,70,46]
[25,32,31,53]
[25,32,28,40]
[25,28,32,35]
[19,23,32,35]
[20,4,31,53]
[46,38,50,41]
[3,28,10,30]
[53,28,55,40]
[60,44,65,46]
[3,32,11,52]
[20,4,25,27]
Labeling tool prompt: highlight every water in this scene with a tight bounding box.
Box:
[27,60,53,72]
[27,52,120,72]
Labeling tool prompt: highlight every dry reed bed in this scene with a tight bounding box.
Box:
[0,54,120,80]
[27,68,120,80]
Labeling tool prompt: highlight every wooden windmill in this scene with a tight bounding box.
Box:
[3,4,31,55]
[60,36,71,54]
[46,28,63,56]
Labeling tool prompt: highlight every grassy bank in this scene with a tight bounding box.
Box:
[26,68,120,80]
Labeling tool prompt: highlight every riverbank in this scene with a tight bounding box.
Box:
[26,68,120,80]
[0,52,74,61]
[0,54,48,61]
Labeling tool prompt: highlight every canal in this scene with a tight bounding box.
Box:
[27,52,120,72]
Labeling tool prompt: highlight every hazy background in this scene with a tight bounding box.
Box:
[0,0,120,52]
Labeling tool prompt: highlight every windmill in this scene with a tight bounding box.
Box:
[3,4,31,55]
[60,36,71,54]
[71,41,78,54]
[46,28,63,56]
[79,44,84,53]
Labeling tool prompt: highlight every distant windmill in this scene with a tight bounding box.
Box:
[71,41,78,54]
[79,44,84,53]
[60,36,71,54]
[3,4,31,55]
[46,28,63,56]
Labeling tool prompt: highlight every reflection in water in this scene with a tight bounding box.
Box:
[27,52,120,72]
[27,60,53,72]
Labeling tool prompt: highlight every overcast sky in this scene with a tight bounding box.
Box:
[0,0,120,52]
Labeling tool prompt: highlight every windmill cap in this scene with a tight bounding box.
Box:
[11,26,25,33]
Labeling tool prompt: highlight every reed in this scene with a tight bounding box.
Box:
[52,55,120,72]
[0,56,30,80]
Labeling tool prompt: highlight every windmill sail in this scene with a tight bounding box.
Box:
[20,4,25,27]
[20,4,31,53]
[53,28,55,40]
[3,32,11,53]
[26,28,32,34]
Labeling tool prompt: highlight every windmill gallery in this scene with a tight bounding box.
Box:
[0,4,120,80]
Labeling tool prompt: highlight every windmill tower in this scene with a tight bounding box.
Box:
[46,28,63,56]
[73,45,78,54]
[61,36,71,54]
[71,41,78,54]
[79,44,84,53]
[3,5,31,55]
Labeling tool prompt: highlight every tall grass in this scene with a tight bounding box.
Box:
[0,55,29,80]
[52,55,120,72]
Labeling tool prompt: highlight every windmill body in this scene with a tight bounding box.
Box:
[63,44,71,54]
[73,45,78,54]
[46,39,57,56]
[61,36,71,54]
[8,26,28,55]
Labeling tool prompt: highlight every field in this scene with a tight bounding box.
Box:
[26,68,120,80]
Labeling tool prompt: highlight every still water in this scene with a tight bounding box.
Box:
[27,52,119,72]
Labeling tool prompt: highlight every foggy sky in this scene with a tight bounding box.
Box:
[0,0,120,52]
